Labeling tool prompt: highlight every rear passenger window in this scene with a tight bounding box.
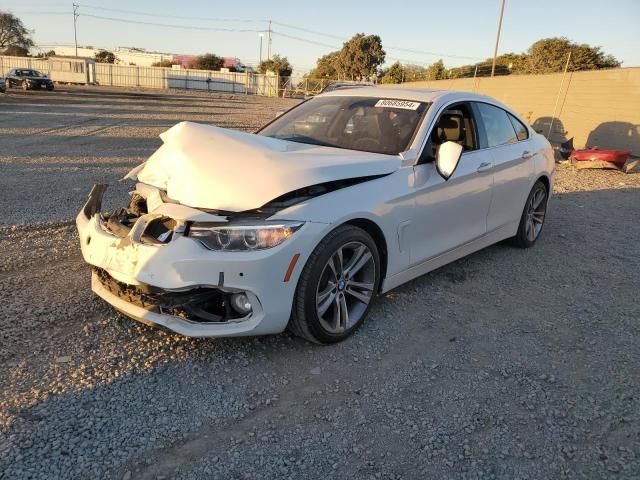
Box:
[476,103,518,147]
[508,113,529,141]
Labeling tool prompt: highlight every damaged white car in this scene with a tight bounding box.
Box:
[77,88,554,344]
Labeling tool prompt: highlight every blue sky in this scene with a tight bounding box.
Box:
[5,0,640,74]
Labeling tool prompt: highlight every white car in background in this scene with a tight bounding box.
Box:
[77,88,554,344]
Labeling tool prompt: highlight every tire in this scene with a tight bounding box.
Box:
[512,180,549,248]
[22,81,28,91]
[289,225,381,344]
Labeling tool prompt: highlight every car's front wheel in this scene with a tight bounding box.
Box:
[289,225,380,344]
[21,80,29,91]
[512,180,548,248]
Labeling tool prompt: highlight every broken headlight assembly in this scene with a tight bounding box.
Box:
[188,221,304,251]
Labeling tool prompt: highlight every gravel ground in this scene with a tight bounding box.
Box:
[1,86,639,479]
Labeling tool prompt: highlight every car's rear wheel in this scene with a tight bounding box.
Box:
[512,180,548,248]
[22,80,28,91]
[289,225,380,344]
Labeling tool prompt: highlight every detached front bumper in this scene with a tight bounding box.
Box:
[76,185,326,337]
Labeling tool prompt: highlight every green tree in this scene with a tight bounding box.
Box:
[191,53,224,70]
[425,59,446,80]
[95,50,115,64]
[152,59,178,68]
[307,51,339,78]
[381,62,405,84]
[258,54,293,76]
[524,37,621,73]
[336,33,385,80]
[403,64,428,82]
[3,45,29,56]
[381,63,427,83]
[0,12,33,51]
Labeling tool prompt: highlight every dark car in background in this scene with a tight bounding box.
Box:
[0,78,5,93]
[5,69,54,91]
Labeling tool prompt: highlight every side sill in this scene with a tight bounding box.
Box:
[380,222,517,293]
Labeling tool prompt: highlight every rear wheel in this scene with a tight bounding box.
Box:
[512,180,548,248]
[22,80,28,91]
[289,225,380,344]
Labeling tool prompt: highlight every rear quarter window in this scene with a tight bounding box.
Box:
[508,113,529,141]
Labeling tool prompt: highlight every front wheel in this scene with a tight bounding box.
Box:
[22,81,29,91]
[289,225,380,344]
[512,180,548,248]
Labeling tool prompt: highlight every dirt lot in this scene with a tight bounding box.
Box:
[1,86,639,479]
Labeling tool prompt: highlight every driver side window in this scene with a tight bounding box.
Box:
[419,102,478,164]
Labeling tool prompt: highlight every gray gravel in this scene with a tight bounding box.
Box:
[1,86,639,479]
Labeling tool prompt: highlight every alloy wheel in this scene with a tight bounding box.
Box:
[315,241,376,334]
[525,185,547,242]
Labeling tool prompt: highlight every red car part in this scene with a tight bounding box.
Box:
[570,147,632,167]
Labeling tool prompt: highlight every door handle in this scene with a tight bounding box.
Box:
[521,150,535,159]
[477,162,493,173]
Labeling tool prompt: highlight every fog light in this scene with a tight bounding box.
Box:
[230,293,252,315]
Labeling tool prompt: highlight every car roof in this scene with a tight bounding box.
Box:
[320,86,498,104]
[318,86,514,115]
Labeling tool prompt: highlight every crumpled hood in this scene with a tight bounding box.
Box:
[126,121,401,212]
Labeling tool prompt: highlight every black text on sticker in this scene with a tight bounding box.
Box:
[375,99,421,110]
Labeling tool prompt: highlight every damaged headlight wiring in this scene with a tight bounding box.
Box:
[188,221,304,251]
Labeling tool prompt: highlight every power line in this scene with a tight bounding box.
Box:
[80,14,263,33]
[271,31,339,50]
[12,11,69,15]
[17,5,484,63]
[76,4,266,24]
[272,21,482,60]
[74,5,482,61]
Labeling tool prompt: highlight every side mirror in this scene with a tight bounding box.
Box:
[436,141,463,180]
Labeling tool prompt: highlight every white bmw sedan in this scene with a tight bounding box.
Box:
[77,88,554,344]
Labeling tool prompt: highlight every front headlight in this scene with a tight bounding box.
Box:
[189,221,304,251]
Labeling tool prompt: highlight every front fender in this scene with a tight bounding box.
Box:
[269,168,416,278]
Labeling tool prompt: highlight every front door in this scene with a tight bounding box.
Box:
[408,103,494,265]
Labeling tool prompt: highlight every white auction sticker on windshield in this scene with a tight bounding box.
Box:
[375,99,421,110]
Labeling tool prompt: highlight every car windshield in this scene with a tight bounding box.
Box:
[259,96,429,155]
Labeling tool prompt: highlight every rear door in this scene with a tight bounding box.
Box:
[472,102,534,232]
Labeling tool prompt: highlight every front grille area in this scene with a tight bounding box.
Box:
[93,267,238,323]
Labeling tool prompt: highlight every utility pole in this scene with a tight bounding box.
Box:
[267,20,272,60]
[490,0,506,77]
[259,33,264,65]
[73,3,79,57]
